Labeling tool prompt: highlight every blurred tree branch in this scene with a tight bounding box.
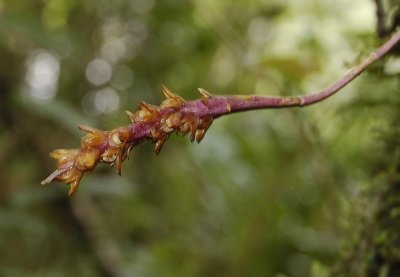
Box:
[375,0,400,38]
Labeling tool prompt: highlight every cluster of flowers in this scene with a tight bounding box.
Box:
[42,87,214,196]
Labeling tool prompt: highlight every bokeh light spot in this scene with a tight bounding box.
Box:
[94,87,120,114]
[85,59,112,86]
[24,50,60,101]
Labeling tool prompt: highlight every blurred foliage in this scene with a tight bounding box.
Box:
[0,0,399,276]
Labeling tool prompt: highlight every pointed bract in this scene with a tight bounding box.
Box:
[198,88,212,98]
[162,85,182,100]
[189,119,199,142]
[79,125,101,134]
[160,86,185,109]
[195,129,205,143]
[154,134,169,155]
[139,102,158,112]
[126,110,136,122]
[68,171,83,196]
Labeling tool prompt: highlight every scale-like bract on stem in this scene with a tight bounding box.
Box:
[42,30,400,196]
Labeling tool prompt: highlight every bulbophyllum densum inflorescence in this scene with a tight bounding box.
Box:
[42,30,400,196]
[41,87,214,196]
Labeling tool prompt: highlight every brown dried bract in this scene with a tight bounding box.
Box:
[160,86,185,109]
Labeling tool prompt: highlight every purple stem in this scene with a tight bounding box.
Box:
[123,30,400,144]
[203,30,400,115]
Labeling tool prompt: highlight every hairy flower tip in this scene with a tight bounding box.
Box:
[42,147,102,195]
[41,149,84,196]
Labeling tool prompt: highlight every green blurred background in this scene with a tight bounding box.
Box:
[1,0,399,276]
